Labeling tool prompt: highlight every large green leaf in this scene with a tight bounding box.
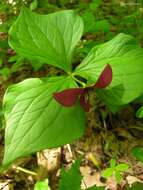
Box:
[9,8,84,72]
[75,33,143,106]
[3,76,85,166]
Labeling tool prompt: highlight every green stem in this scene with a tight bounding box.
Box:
[69,73,86,87]
[128,126,143,132]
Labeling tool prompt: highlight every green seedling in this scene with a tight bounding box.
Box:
[102,159,129,184]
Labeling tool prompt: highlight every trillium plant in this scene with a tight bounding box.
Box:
[54,64,112,112]
[2,8,143,167]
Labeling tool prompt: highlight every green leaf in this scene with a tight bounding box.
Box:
[0,58,2,65]
[30,60,45,71]
[81,12,95,33]
[86,186,105,190]
[136,106,143,118]
[115,163,129,172]
[0,68,11,80]
[75,33,143,107]
[126,183,143,190]
[94,20,110,33]
[9,8,84,72]
[132,147,143,163]
[34,179,51,190]
[110,159,116,168]
[0,102,4,129]
[114,171,122,184]
[89,0,102,10]
[86,187,104,190]
[102,168,114,178]
[30,0,38,11]
[59,159,82,190]
[3,76,85,166]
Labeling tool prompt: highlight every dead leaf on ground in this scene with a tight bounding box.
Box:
[80,166,105,189]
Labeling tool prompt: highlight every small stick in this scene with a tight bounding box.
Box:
[13,166,37,176]
[67,144,74,162]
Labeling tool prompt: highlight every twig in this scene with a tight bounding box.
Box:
[13,166,37,176]
[67,144,74,161]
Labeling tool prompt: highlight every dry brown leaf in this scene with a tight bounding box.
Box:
[80,166,105,189]
[126,175,143,186]
[0,181,9,190]
[37,148,61,178]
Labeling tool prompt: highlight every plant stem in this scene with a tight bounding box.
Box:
[16,166,37,176]
[128,126,143,132]
[69,73,86,87]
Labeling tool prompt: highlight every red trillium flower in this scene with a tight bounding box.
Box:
[53,64,112,112]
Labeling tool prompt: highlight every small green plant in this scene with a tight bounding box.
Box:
[33,159,139,190]
[34,159,104,190]
[102,159,129,184]
[2,8,143,168]
[58,159,104,190]
[59,159,82,190]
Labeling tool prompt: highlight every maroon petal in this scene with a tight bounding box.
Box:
[94,64,112,89]
[80,93,90,112]
[53,88,84,107]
